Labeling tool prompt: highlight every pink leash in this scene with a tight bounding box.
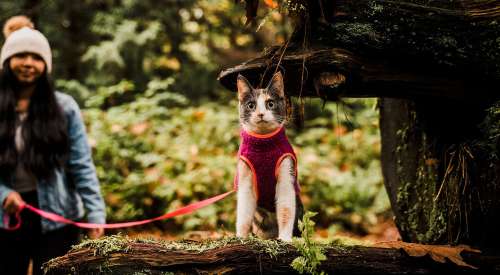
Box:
[3,190,234,230]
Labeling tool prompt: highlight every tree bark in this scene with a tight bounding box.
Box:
[43,238,500,275]
[53,2,93,80]
[217,47,493,100]
[379,97,500,248]
[22,0,42,25]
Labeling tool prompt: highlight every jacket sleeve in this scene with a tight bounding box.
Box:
[0,181,13,208]
[0,178,14,229]
[65,97,106,224]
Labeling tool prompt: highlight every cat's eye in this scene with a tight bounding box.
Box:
[246,102,256,110]
[266,100,275,109]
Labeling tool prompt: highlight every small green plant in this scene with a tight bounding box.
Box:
[291,212,327,275]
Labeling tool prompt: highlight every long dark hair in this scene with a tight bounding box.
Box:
[0,61,69,181]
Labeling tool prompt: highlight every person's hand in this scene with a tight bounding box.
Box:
[3,192,25,214]
[87,228,104,239]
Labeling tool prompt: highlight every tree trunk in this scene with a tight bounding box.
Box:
[43,237,499,275]
[379,97,500,248]
[22,0,42,25]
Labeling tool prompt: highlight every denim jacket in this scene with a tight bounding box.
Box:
[0,92,106,233]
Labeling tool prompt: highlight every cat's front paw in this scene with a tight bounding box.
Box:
[236,224,251,238]
[236,232,248,238]
[278,234,292,242]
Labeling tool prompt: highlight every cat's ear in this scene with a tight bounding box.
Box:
[268,71,284,98]
[237,74,253,101]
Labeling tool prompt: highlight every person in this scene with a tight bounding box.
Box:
[0,16,106,275]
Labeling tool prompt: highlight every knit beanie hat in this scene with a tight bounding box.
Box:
[0,16,52,73]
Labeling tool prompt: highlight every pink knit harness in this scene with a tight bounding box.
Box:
[234,127,300,212]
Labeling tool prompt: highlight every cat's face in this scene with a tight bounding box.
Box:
[237,72,286,134]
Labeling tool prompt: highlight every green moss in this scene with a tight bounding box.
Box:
[72,234,131,256]
[436,36,458,48]
[72,234,291,260]
[395,107,447,243]
[45,235,293,275]
[158,235,288,258]
[479,101,500,159]
[44,235,130,274]
[393,100,500,245]
[333,22,384,47]
[328,236,372,248]
[368,1,384,16]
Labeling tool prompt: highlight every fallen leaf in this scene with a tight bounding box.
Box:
[142,197,153,207]
[106,193,121,206]
[190,145,199,156]
[376,241,481,269]
[145,167,160,178]
[425,158,438,166]
[339,163,350,172]
[333,125,347,136]
[352,129,363,140]
[130,122,150,135]
[264,0,278,9]
[111,124,123,133]
[192,111,205,121]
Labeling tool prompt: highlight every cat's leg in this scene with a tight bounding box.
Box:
[276,156,296,241]
[236,160,257,238]
[292,195,304,237]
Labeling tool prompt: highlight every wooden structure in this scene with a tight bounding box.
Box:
[218,0,500,248]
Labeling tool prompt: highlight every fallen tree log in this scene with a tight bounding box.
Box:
[44,235,500,275]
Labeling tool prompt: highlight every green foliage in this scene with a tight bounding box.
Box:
[55,79,91,106]
[81,80,388,232]
[292,99,389,230]
[83,78,239,230]
[1,0,291,101]
[479,101,500,160]
[291,212,326,275]
[0,1,389,234]
[82,19,161,84]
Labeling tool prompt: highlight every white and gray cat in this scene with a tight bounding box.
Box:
[236,71,303,241]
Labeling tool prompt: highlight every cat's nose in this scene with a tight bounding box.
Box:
[258,113,264,118]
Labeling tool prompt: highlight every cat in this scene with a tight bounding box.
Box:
[235,71,303,241]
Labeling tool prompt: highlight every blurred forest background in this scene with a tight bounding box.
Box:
[0,0,393,240]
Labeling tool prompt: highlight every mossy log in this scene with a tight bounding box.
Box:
[43,236,500,275]
[218,0,499,99]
